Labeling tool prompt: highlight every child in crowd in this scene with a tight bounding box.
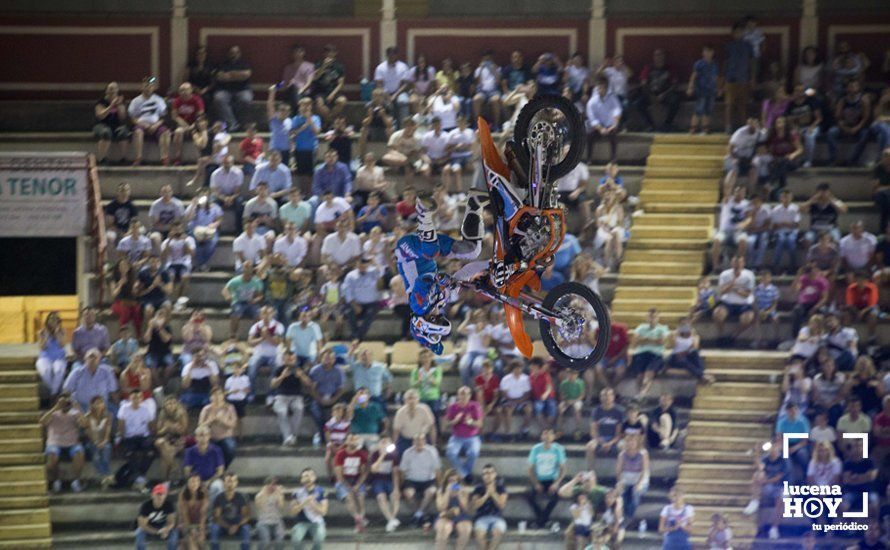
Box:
[238,122,264,176]
[557,368,585,440]
[707,512,733,549]
[571,492,594,549]
[691,276,717,322]
[108,324,139,371]
[317,266,345,339]
[688,45,719,135]
[753,270,780,348]
[218,336,249,378]
[224,362,251,432]
[324,403,351,481]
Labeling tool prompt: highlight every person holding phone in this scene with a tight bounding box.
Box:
[435,469,473,550]
[369,436,402,532]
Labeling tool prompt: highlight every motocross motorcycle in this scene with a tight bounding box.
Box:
[449,94,610,370]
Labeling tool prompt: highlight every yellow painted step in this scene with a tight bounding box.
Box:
[678,465,753,483]
[0,453,44,467]
[689,408,772,423]
[622,249,704,264]
[0,439,42,454]
[0,411,41,424]
[683,493,751,507]
[0,523,51,541]
[0,384,38,398]
[616,274,701,286]
[614,286,697,301]
[611,298,693,313]
[694,395,779,412]
[702,350,789,368]
[0,397,39,412]
[695,382,777,398]
[675,479,752,495]
[0,481,46,497]
[641,177,718,191]
[644,166,723,178]
[647,155,724,168]
[0,509,50,527]
[640,189,720,204]
[685,435,764,453]
[631,225,711,239]
[644,202,716,214]
[687,420,772,439]
[627,238,709,251]
[654,134,729,145]
[0,425,41,440]
[649,143,727,156]
[611,313,684,327]
[632,213,714,227]
[0,371,38,384]
[619,261,703,276]
[0,467,45,483]
[709,368,784,383]
[0,539,52,549]
[0,496,49,510]
[682,449,759,464]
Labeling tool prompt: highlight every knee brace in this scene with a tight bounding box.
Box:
[461,189,489,242]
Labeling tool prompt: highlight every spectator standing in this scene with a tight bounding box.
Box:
[281,44,315,107]
[135,484,179,550]
[291,97,322,179]
[41,393,85,493]
[526,428,567,529]
[827,80,871,166]
[128,76,170,166]
[309,44,347,122]
[444,386,483,481]
[630,308,670,395]
[713,255,756,345]
[265,85,293,166]
[63,348,118,412]
[270,351,311,446]
[94,81,130,164]
[635,48,681,132]
[222,262,264,338]
[250,151,293,201]
[401,434,442,526]
[585,76,622,162]
[472,464,508,550]
[290,468,329,549]
[617,434,650,530]
[585,387,624,469]
[659,486,695,549]
[209,473,250,550]
[688,45,719,134]
[187,45,214,104]
[375,47,411,124]
[308,350,347,437]
[213,45,253,131]
[723,23,755,132]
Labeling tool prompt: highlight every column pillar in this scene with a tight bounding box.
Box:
[588,0,607,66]
[800,0,818,52]
[380,0,397,60]
[170,0,189,86]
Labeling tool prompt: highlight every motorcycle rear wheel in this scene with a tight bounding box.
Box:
[539,282,610,370]
[512,94,586,182]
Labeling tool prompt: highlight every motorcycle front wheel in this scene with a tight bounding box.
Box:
[539,282,610,370]
[512,94,586,182]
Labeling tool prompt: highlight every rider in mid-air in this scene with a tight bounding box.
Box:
[396,193,487,353]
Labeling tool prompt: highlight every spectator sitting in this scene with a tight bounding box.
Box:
[555,161,592,230]
[154,396,188,483]
[557,368,586,439]
[711,185,750,271]
[713,255,756,345]
[135,483,179,550]
[272,221,308,270]
[457,309,493,386]
[187,118,227,188]
[41,393,85,493]
[594,320,629,392]
[349,387,388,448]
[585,76,622,162]
[356,192,389,234]
[105,182,138,247]
[183,425,225,502]
[761,116,803,199]
[846,271,880,342]
[128,76,170,166]
[243,182,279,241]
[180,347,220,411]
[321,216,362,269]
[359,88,396,158]
[393,389,437,456]
[185,189,224,272]
[444,386,483,482]
[333,433,370,533]
[82,395,113,488]
[286,307,324,367]
[472,463,508,549]
[347,342,393,404]
[421,116,451,179]
[213,45,253,131]
[209,154,245,234]
[776,402,811,481]
[314,190,352,235]
[281,44,315,109]
[279,188,313,233]
[178,472,209,549]
[629,307,669,395]
[290,467,329,548]
[497,360,533,441]
[232,220,267,273]
[199,388,238,468]
[472,51,502,130]
[246,305,284,396]
[802,183,848,250]
[742,435,789,540]
[785,84,824,168]
[586,387,624,469]
[433,469,473,548]
[791,262,830,336]
[445,115,475,193]
[722,118,763,196]
[63,347,117,414]
[117,391,157,492]
[270,351,311,446]
[770,189,801,273]
[134,254,173,322]
[251,150,293,201]
[667,316,715,384]
[529,358,558,430]
[400,434,441,528]
[827,80,872,166]
[844,357,882,416]
[36,311,68,398]
[473,361,501,439]
[781,358,814,412]
[839,439,879,520]
[366,436,401,532]
[322,115,354,171]
[209,472,250,550]
[410,349,444,430]
[311,149,352,199]
[160,222,195,309]
[221,261,263,338]
[308,43,347,122]
[94,81,130,165]
[308,349,347,439]
[744,194,772,270]
[148,184,185,251]
[631,48,681,132]
[290,97,322,179]
[238,122,264,176]
[526,428,567,529]
[874,149,890,235]
[254,476,287,547]
[170,82,205,165]
[382,117,429,186]
[825,312,857,372]
[753,270,780,348]
[616,434,650,529]
[839,221,877,284]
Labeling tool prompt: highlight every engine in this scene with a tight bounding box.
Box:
[510,211,554,262]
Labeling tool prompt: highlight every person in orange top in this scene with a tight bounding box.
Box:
[845,271,880,342]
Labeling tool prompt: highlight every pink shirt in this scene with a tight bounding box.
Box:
[446,400,482,438]
[283,61,316,91]
[797,274,828,306]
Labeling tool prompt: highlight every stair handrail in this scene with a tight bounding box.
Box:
[87,153,107,306]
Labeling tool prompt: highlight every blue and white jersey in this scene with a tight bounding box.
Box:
[395,233,455,291]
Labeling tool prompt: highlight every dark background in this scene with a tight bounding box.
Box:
[0,238,76,295]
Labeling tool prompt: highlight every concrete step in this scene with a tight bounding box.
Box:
[695,382,779,399]
[678,464,753,483]
[694,394,780,412]
[639,189,720,204]
[688,408,771,423]
[610,298,694,313]
[626,238,709,250]
[699,350,789,368]
[640,177,719,191]
[646,155,724,168]
[0,425,41,440]
[708,367,784,383]
[613,286,697,301]
[0,439,42,455]
[654,134,729,145]
[683,492,750,507]
[674,478,752,495]
[0,371,38,384]
[0,466,45,483]
[619,260,703,276]
[630,225,712,239]
[0,540,51,550]
[687,420,771,439]
[685,434,765,453]
[0,384,39,399]
[0,411,40,424]
[0,508,50,527]
[631,213,714,227]
[0,453,45,467]
[0,397,39,412]
[621,249,704,264]
[0,497,49,511]
[643,166,724,178]
[644,202,716,214]
[0,523,51,542]
[0,480,47,498]
[648,143,727,156]
[682,449,760,464]
[617,273,700,286]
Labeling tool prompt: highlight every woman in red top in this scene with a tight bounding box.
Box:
[119,354,153,403]
[473,361,500,438]
[238,122,264,176]
[765,116,803,199]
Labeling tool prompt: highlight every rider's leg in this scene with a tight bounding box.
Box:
[460,188,489,243]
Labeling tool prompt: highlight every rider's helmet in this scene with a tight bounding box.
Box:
[415,196,438,243]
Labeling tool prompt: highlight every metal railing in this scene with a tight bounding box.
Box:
[87,153,107,306]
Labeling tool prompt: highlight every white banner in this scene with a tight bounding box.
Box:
[0,153,89,237]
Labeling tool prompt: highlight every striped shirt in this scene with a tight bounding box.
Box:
[754,283,780,311]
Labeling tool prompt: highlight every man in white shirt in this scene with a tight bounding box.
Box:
[210,154,245,233]
[128,76,171,165]
[723,117,764,195]
[273,222,308,268]
[473,50,502,130]
[713,255,756,344]
[381,118,429,187]
[313,191,352,234]
[321,217,362,269]
[555,162,591,221]
[374,47,411,122]
[770,189,801,272]
[585,76,622,162]
[148,184,185,249]
[445,116,475,192]
[232,219,268,271]
[117,392,157,490]
[421,117,451,176]
[497,361,532,440]
[711,185,751,271]
[247,305,285,396]
[744,193,772,270]
[341,257,384,340]
[838,220,877,281]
